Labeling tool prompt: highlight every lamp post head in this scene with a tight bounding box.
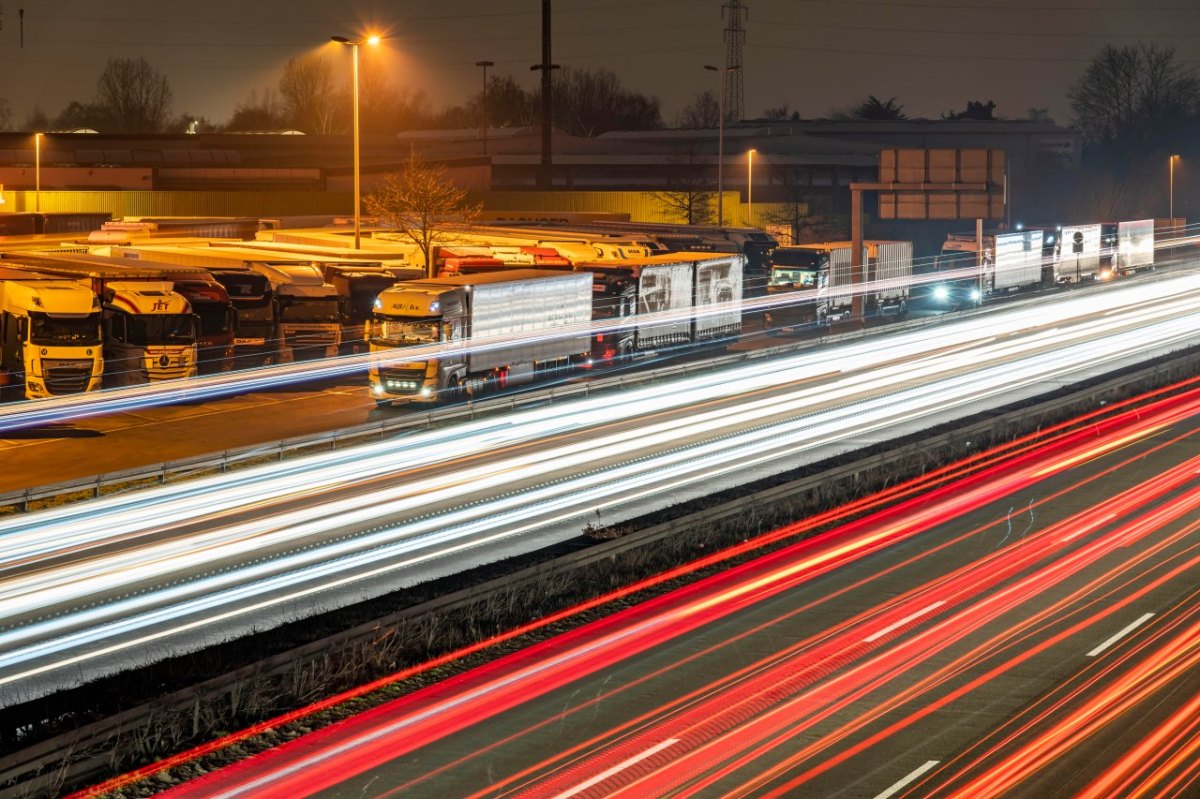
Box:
[704,64,718,72]
[331,34,382,46]
[476,60,495,68]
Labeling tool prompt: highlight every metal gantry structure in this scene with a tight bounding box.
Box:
[722,0,747,123]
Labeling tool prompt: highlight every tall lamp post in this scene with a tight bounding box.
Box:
[703,64,740,227]
[746,148,756,228]
[475,60,494,154]
[331,33,381,250]
[1169,154,1180,220]
[34,132,43,213]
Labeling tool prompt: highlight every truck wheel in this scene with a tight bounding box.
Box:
[375,399,393,409]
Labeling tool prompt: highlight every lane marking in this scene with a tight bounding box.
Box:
[1088,612,1155,657]
[864,602,946,643]
[549,738,681,799]
[1060,512,1118,543]
[875,760,940,799]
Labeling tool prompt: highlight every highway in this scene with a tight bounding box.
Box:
[0,260,1084,494]
[3,272,1200,705]
[140,376,1200,799]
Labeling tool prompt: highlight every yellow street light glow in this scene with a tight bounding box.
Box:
[367,35,381,46]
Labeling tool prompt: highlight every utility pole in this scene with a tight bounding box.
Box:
[722,0,747,123]
[531,0,559,188]
[475,60,494,154]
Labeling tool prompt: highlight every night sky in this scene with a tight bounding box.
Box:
[1,0,1198,128]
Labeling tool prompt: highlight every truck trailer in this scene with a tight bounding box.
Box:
[0,266,103,400]
[368,270,593,405]
[763,241,912,333]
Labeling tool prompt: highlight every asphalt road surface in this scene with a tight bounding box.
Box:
[151,374,1200,799]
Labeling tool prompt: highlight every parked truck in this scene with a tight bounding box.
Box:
[12,252,236,374]
[1,257,199,386]
[368,270,593,405]
[572,254,744,361]
[446,252,744,362]
[0,266,103,400]
[931,229,1044,308]
[209,242,421,352]
[113,245,343,362]
[763,241,912,333]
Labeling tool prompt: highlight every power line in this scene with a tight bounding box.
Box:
[751,18,1200,37]
[783,0,1198,10]
[752,40,1200,62]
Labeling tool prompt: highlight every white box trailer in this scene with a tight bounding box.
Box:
[815,241,910,319]
[1116,219,1155,273]
[635,260,694,347]
[1056,224,1103,282]
[993,230,1044,291]
[693,254,744,341]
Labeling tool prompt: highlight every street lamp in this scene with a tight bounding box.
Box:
[331,33,382,250]
[747,148,756,228]
[703,64,740,227]
[34,132,43,214]
[1169,154,1180,220]
[475,60,494,154]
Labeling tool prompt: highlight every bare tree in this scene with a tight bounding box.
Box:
[677,90,720,129]
[23,105,50,131]
[226,89,287,131]
[95,57,172,132]
[1069,42,1200,160]
[364,153,482,278]
[548,67,661,137]
[762,167,848,244]
[54,101,106,131]
[651,142,715,225]
[279,54,336,134]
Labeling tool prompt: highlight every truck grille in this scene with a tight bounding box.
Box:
[42,359,94,395]
[379,368,426,395]
[285,330,338,357]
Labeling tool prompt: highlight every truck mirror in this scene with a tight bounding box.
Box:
[16,317,28,341]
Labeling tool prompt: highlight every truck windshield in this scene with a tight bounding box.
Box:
[126,314,198,345]
[279,298,340,323]
[30,312,102,346]
[193,302,233,335]
[770,268,818,288]
[371,315,442,346]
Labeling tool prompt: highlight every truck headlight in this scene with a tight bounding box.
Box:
[420,387,432,397]
[969,288,981,301]
[933,285,950,302]
[372,384,385,396]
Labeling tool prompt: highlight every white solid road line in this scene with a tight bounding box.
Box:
[549,738,682,799]
[1087,612,1155,657]
[875,760,941,799]
[864,602,946,644]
